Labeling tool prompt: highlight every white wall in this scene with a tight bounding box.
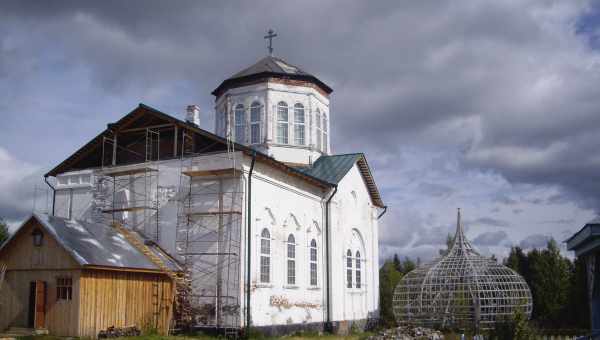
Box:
[53,151,381,328]
[214,81,330,165]
[329,164,380,322]
[241,155,328,327]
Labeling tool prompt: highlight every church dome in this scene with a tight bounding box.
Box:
[393,209,532,330]
[211,56,332,97]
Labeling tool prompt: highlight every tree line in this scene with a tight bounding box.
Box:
[379,237,589,331]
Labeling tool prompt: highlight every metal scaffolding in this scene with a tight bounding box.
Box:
[393,209,532,331]
[95,128,161,241]
[174,130,242,333]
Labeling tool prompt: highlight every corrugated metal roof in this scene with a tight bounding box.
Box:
[1,214,181,272]
[295,153,363,184]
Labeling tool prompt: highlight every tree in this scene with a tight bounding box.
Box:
[379,260,403,327]
[393,254,401,272]
[0,218,8,246]
[439,233,454,256]
[564,256,590,329]
[528,239,572,327]
[400,257,416,274]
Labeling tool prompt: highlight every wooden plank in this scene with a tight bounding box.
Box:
[186,210,242,216]
[183,168,241,177]
[101,206,158,213]
[101,167,158,177]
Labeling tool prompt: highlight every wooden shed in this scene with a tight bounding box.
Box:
[0,214,180,337]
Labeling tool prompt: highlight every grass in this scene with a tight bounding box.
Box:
[11,332,375,340]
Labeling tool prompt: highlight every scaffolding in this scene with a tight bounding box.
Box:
[95,128,161,241]
[174,130,242,334]
[393,209,532,331]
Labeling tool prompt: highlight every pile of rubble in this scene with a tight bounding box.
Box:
[98,325,141,338]
[367,326,444,340]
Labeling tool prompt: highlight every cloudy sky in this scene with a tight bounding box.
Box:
[1,1,600,262]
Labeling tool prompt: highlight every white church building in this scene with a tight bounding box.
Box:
[42,54,386,335]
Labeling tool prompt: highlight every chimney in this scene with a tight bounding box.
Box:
[186,105,201,126]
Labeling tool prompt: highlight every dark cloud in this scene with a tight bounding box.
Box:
[473,230,509,247]
[1,1,599,261]
[470,217,511,228]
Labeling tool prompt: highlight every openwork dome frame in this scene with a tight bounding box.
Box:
[393,209,532,330]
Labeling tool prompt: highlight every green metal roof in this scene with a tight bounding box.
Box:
[295,153,364,185]
[295,153,385,207]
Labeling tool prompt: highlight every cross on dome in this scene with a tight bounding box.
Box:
[264,29,277,56]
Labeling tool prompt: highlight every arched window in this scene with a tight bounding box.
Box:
[310,239,318,286]
[277,102,289,144]
[250,101,261,144]
[323,113,328,153]
[355,251,361,289]
[346,249,353,288]
[315,109,322,151]
[260,228,271,283]
[294,103,305,145]
[287,234,296,285]
[234,104,245,143]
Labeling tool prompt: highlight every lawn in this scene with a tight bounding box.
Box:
[11,333,374,340]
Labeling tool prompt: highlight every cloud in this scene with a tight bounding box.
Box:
[473,230,509,247]
[0,147,46,220]
[519,234,552,249]
[470,217,511,228]
[417,182,455,198]
[1,1,600,262]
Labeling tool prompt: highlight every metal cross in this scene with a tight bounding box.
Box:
[264,29,277,56]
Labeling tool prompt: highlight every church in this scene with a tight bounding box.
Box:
[1,43,385,336]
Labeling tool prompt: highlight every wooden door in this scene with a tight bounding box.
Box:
[34,280,46,329]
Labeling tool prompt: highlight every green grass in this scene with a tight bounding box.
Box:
[13,332,375,340]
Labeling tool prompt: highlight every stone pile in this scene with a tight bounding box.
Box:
[98,325,141,338]
[367,326,444,340]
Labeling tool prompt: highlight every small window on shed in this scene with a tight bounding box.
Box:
[56,277,73,301]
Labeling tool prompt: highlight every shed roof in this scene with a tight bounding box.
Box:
[0,213,181,272]
[212,56,332,96]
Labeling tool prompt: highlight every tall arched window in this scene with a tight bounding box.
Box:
[310,239,318,286]
[315,109,322,151]
[234,104,245,143]
[260,228,271,283]
[346,249,353,288]
[323,113,328,153]
[294,103,305,145]
[277,102,289,144]
[250,101,261,144]
[355,251,361,289]
[287,234,296,285]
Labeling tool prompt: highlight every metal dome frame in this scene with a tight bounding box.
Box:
[393,209,532,331]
